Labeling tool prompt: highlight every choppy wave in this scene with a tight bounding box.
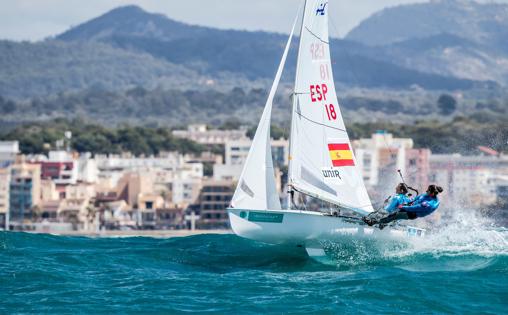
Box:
[1,218,507,314]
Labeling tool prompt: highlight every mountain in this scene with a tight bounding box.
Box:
[0,40,206,99]
[345,0,508,83]
[53,6,484,88]
[0,3,503,101]
[346,0,508,49]
[57,5,215,42]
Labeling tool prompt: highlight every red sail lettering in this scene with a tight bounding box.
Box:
[316,85,322,101]
[321,84,328,101]
[310,85,316,102]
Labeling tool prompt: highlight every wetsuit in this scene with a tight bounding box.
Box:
[378,193,440,224]
[400,193,440,217]
[384,193,411,213]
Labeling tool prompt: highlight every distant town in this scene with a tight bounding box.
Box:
[0,124,507,235]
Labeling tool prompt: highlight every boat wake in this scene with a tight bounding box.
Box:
[319,210,508,271]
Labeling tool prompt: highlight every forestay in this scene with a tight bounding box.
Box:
[230,10,300,210]
[288,0,374,215]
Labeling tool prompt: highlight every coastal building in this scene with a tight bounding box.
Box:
[95,152,186,173]
[170,177,202,206]
[9,162,41,229]
[172,124,248,145]
[40,179,59,202]
[77,153,99,183]
[115,171,155,208]
[38,200,60,222]
[185,151,223,166]
[213,138,288,184]
[58,198,90,230]
[0,141,19,165]
[36,151,78,186]
[429,154,508,208]
[352,132,412,186]
[0,166,11,230]
[94,153,203,197]
[352,132,430,201]
[155,207,185,230]
[101,200,137,230]
[138,193,165,211]
[195,179,234,229]
[137,193,165,229]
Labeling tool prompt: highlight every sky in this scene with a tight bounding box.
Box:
[0,0,506,41]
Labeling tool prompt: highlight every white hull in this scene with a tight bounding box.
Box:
[228,208,424,247]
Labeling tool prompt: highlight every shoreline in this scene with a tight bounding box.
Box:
[24,229,233,238]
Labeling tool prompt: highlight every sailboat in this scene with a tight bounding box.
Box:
[227,0,424,257]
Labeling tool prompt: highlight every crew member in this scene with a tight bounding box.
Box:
[366,184,443,226]
[384,183,411,213]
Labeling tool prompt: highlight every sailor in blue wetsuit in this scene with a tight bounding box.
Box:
[398,185,443,219]
[363,183,411,225]
[364,184,443,226]
[384,183,411,213]
[378,184,443,224]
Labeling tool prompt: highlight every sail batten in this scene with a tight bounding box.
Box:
[288,0,374,215]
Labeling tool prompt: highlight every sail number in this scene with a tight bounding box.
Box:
[310,83,337,121]
[320,64,330,80]
[310,43,325,60]
[325,104,337,120]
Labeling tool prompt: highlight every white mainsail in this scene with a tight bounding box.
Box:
[231,10,299,210]
[288,0,374,215]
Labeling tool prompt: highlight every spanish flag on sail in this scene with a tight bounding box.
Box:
[328,143,355,167]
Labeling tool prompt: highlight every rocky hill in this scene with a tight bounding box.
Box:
[0,2,507,127]
[346,0,508,83]
[0,5,493,99]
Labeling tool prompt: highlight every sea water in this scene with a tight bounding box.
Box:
[1,217,507,314]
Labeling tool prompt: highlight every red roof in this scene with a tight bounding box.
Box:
[477,146,499,156]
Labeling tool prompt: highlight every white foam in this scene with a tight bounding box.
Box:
[387,210,508,259]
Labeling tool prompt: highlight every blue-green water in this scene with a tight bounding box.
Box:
[1,224,507,314]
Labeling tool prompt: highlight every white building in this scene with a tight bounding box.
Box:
[172,124,248,145]
[429,154,508,208]
[352,132,413,187]
[78,153,98,183]
[95,152,202,189]
[171,178,202,206]
[0,141,19,165]
[224,139,251,166]
[95,152,185,172]
[214,138,289,182]
[31,151,79,186]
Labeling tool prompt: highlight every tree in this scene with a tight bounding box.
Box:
[437,94,457,115]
